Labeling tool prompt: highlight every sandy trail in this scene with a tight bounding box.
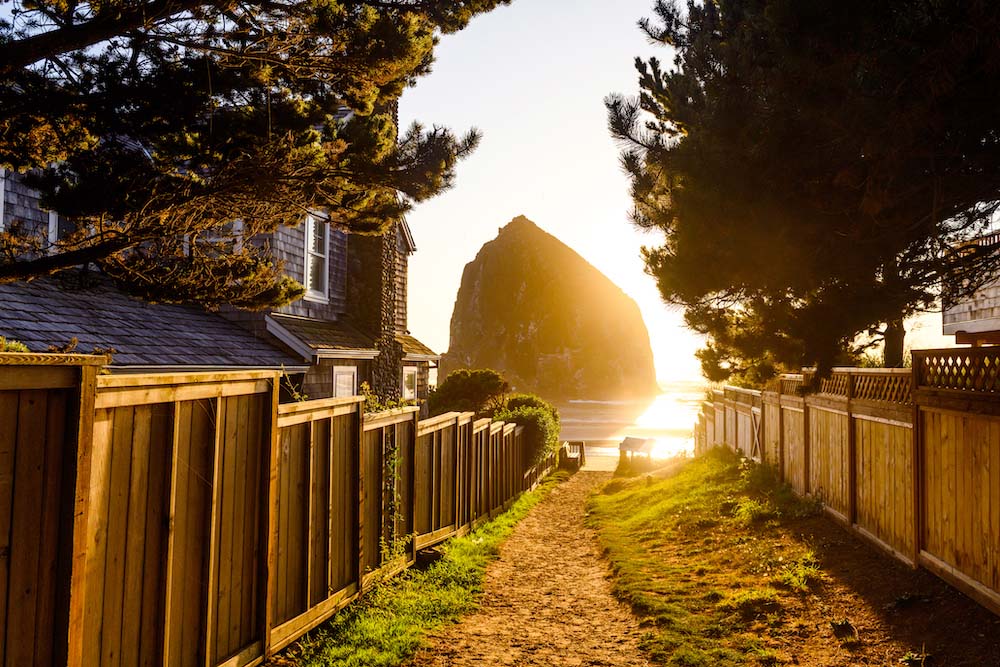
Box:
[408,469,650,667]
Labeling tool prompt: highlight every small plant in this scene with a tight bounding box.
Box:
[733,497,777,525]
[718,588,782,619]
[899,647,930,666]
[829,617,859,646]
[774,551,822,592]
[0,336,29,353]
[280,368,309,402]
[360,381,414,413]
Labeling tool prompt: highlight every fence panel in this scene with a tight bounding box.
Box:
[0,356,99,667]
[269,397,363,652]
[854,415,914,561]
[807,407,850,519]
[84,371,277,667]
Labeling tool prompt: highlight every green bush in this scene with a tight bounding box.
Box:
[427,369,509,417]
[493,405,560,465]
[505,393,559,423]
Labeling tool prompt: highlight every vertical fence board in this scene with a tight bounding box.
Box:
[0,392,16,666]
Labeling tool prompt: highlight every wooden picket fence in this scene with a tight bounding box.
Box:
[0,354,556,667]
[694,351,1000,617]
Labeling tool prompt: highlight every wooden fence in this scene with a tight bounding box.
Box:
[695,351,1000,617]
[0,354,556,667]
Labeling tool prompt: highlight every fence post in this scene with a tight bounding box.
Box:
[453,414,461,531]
[802,376,811,495]
[411,409,420,559]
[846,372,857,526]
[66,362,99,667]
[911,356,923,567]
[356,407,366,596]
[777,380,786,483]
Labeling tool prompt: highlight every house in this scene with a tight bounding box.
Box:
[0,168,440,401]
[942,231,1000,345]
[222,213,440,402]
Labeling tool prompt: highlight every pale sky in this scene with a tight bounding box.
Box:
[398,0,952,385]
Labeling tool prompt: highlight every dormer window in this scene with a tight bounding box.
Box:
[304,212,330,302]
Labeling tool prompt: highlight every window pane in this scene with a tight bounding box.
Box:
[334,368,356,397]
[309,254,327,293]
[403,367,417,400]
[310,218,326,254]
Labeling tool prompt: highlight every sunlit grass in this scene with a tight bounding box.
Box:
[586,449,823,666]
[280,470,571,667]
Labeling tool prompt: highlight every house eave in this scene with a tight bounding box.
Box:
[316,348,380,360]
[265,314,316,361]
[109,363,311,374]
[402,353,440,363]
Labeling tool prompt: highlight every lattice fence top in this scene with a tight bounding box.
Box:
[818,373,849,397]
[916,349,1000,394]
[852,372,912,404]
[780,375,804,395]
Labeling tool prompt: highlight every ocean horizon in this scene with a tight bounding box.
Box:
[555,381,707,459]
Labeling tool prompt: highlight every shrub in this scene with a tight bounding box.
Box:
[504,393,560,424]
[492,405,560,464]
[427,369,509,417]
[0,337,29,353]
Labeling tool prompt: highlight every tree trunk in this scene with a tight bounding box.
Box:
[883,318,905,368]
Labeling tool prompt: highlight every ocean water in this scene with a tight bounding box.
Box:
[555,381,707,459]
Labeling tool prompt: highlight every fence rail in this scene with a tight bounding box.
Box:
[696,354,1000,618]
[0,355,557,667]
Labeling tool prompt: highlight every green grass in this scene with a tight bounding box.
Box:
[280,470,570,667]
[586,448,823,666]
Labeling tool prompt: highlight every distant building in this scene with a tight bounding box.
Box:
[942,231,1000,345]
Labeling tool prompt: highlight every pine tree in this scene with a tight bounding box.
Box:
[609,0,1000,379]
[1,0,508,308]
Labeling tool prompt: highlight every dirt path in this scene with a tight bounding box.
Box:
[408,470,650,667]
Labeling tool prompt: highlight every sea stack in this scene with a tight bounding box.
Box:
[442,215,658,400]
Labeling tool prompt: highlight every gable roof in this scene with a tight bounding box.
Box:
[0,274,306,370]
[267,313,379,359]
[396,333,439,361]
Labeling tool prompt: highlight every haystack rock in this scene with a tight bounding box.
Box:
[442,215,658,400]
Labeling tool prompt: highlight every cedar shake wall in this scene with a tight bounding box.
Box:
[269,224,348,319]
[2,172,71,240]
[301,358,371,400]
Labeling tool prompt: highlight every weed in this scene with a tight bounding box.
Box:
[733,498,777,525]
[773,551,822,592]
[0,336,29,353]
[718,588,782,619]
[899,647,931,666]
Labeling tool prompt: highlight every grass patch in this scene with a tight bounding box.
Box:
[280,470,571,667]
[587,448,822,666]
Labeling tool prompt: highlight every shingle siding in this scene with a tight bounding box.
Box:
[268,224,348,319]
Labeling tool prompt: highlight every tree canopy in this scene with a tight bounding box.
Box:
[609,0,1000,380]
[1,0,507,307]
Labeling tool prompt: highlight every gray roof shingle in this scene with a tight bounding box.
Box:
[0,274,304,369]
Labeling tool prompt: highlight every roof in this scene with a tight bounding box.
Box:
[0,274,306,369]
[267,313,379,359]
[396,333,439,360]
[398,218,417,254]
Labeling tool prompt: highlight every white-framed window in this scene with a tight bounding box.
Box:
[304,212,330,302]
[333,365,358,398]
[47,210,59,253]
[402,366,418,400]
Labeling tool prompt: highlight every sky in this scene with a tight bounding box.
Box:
[398,0,953,386]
